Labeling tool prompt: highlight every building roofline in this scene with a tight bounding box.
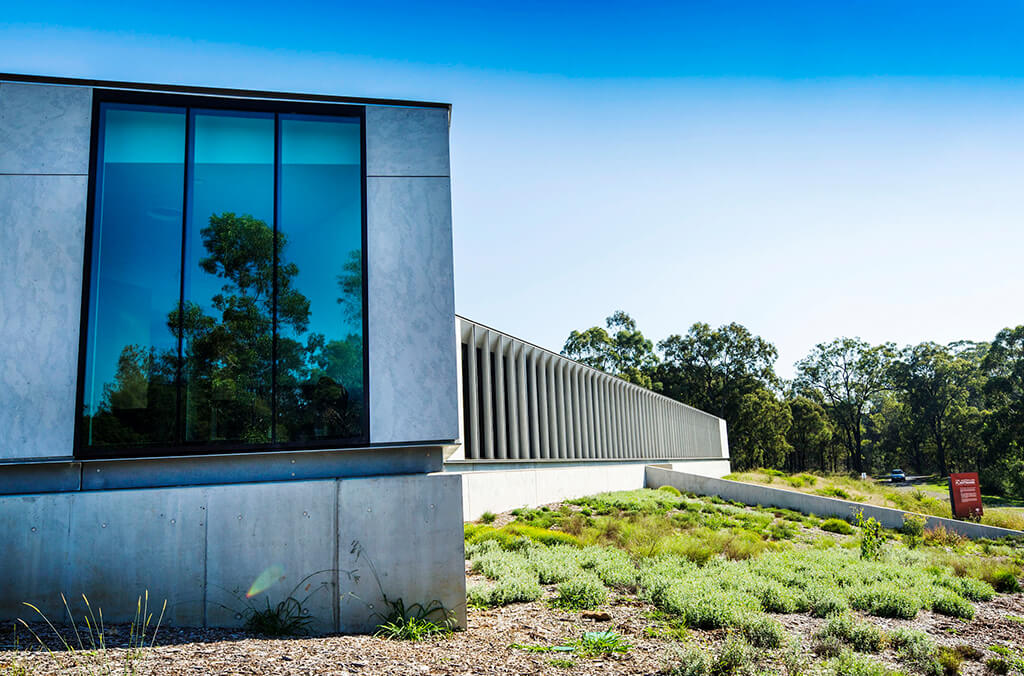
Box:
[0,72,452,111]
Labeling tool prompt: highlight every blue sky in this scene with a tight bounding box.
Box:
[4,2,1024,377]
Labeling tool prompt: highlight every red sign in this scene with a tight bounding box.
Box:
[948,472,983,519]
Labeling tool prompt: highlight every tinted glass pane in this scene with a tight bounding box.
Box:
[183,111,275,444]
[82,105,185,449]
[276,115,364,442]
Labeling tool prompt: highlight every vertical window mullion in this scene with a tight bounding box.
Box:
[176,108,193,446]
[271,113,281,444]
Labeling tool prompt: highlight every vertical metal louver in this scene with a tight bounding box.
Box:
[456,317,727,461]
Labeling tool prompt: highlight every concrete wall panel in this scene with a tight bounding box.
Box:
[367,177,458,444]
[0,493,73,620]
[365,106,450,177]
[338,473,466,632]
[205,481,337,632]
[0,175,87,460]
[66,487,207,626]
[0,83,92,174]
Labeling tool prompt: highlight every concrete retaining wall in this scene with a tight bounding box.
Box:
[646,466,1024,541]
[0,472,466,632]
[452,458,732,520]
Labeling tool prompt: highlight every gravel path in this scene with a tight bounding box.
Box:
[3,581,1023,675]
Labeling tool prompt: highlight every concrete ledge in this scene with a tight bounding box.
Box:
[646,466,1024,541]
[452,458,732,520]
[0,445,446,496]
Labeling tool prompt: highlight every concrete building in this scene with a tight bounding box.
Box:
[0,74,730,632]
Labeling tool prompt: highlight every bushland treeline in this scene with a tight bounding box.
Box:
[562,312,1024,499]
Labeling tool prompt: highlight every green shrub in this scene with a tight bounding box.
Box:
[767,522,799,541]
[480,511,497,524]
[985,657,1009,674]
[806,585,850,618]
[528,545,583,584]
[931,591,975,620]
[659,485,683,496]
[816,486,852,500]
[723,531,768,560]
[939,576,995,602]
[466,583,494,608]
[738,613,786,648]
[658,532,716,565]
[665,644,710,676]
[578,546,638,589]
[491,571,543,605]
[848,622,885,653]
[821,518,855,535]
[855,510,884,561]
[866,588,919,619]
[889,628,938,674]
[816,611,854,641]
[465,525,528,550]
[814,633,846,658]
[990,568,1022,593]
[936,646,963,676]
[505,523,581,547]
[553,573,607,610]
[902,513,927,549]
[757,581,800,614]
[828,651,892,676]
[710,634,752,676]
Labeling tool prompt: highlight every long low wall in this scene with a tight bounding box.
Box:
[646,466,1024,541]
[451,458,732,520]
[0,472,466,632]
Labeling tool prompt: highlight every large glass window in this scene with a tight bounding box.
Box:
[79,94,365,456]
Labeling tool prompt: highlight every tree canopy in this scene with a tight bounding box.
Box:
[562,312,1024,500]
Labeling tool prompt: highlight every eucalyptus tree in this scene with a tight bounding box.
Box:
[785,395,833,472]
[890,341,986,476]
[655,322,779,419]
[795,337,895,474]
[561,311,660,389]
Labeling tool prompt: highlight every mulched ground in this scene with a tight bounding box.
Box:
[2,581,1022,675]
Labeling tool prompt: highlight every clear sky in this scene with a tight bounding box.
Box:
[4,1,1024,378]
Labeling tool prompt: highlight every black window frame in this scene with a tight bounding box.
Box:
[74,88,370,460]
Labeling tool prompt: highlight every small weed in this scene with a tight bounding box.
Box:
[480,511,497,524]
[645,616,689,641]
[17,591,166,675]
[577,630,630,656]
[373,599,454,641]
[549,657,575,668]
